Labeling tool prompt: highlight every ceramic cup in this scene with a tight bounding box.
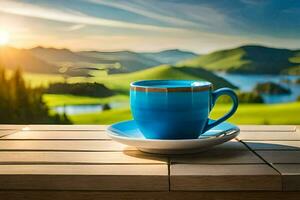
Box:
[130,80,238,139]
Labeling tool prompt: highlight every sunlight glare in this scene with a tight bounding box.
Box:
[0,30,10,45]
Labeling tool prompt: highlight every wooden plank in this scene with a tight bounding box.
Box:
[0,165,168,191]
[208,140,249,151]
[2,130,110,140]
[0,140,247,152]
[170,164,281,191]
[0,125,27,130]
[0,151,167,164]
[0,140,135,151]
[244,141,300,150]
[273,164,300,191]
[256,151,300,164]
[274,164,300,175]
[0,191,300,200]
[2,125,296,131]
[0,130,18,138]
[239,125,296,132]
[237,131,300,141]
[171,149,264,164]
[26,125,107,131]
[297,126,300,133]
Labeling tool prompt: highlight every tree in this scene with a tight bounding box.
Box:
[0,66,71,124]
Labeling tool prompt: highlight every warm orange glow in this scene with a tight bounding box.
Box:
[0,30,10,45]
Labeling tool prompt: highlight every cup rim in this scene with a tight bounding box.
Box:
[130,80,212,92]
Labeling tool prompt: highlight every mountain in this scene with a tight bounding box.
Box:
[142,49,198,64]
[29,46,107,65]
[96,65,237,93]
[0,46,58,74]
[178,45,300,75]
[29,47,161,74]
[4,45,299,76]
[78,50,161,73]
[2,46,197,75]
[29,47,120,77]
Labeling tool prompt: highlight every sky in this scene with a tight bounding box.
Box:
[0,0,299,53]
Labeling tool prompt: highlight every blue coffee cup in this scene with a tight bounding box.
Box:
[130,80,238,139]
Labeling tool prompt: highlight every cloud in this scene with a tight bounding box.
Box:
[3,0,298,53]
[86,0,236,33]
[163,3,230,30]
[86,0,199,27]
[66,24,86,31]
[0,0,182,32]
[240,0,268,6]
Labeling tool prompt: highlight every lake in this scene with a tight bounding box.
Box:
[216,72,300,104]
[54,102,127,115]
[54,73,300,115]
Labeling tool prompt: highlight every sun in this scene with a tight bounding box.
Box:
[0,30,10,45]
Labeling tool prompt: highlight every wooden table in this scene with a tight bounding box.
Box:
[0,125,299,200]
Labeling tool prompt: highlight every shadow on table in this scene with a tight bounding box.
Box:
[242,141,300,151]
[122,141,300,162]
[123,148,168,162]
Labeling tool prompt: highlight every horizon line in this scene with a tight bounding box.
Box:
[1,43,300,55]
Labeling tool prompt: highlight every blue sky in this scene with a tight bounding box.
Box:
[0,0,299,53]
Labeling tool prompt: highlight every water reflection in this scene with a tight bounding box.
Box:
[54,102,127,115]
[54,105,103,115]
[216,72,300,103]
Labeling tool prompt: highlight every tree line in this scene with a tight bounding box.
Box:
[0,66,71,124]
[47,82,114,97]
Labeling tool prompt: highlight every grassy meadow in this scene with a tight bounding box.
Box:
[23,68,300,125]
[43,94,128,107]
[90,64,236,93]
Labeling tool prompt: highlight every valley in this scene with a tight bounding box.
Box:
[1,44,300,125]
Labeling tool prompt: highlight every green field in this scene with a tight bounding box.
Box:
[27,68,300,126]
[69,102,300,125]
[90,64,236,93]
[24,64,236,93]
[43,94,128,107]
[24,73,64,87]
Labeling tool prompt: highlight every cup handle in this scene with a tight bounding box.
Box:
[203,88,238,133]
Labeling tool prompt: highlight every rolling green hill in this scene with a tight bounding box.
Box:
[4,45,299,76]
[92,65,237,93]
[178,45,300,74]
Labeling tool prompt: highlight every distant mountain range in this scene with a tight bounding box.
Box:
[0,46,58,74]
[77,50,161,73]
[178,45,300,75]
[0,46,197,75]
[29,47,162,74]
[142,49,198,64]
[0,45,299,75]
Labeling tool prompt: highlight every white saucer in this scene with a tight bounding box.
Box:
[107,119,240,154]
